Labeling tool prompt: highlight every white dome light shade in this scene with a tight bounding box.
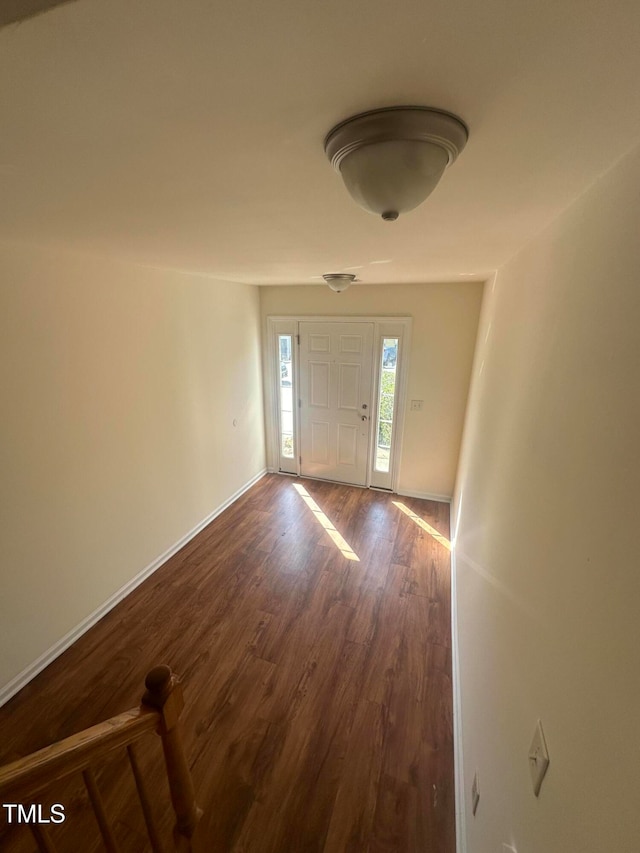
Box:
[325,107,468,221]
[339,139,449,218]
[323,273,356,292]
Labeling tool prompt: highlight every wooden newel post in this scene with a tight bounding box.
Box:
[142,666,203,851]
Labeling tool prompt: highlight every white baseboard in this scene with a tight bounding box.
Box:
[396,488,452,504]
[451,546,467,853]
[0,468,267,708]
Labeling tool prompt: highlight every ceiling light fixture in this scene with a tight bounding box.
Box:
[323,273,356,293]
[324,106,468,221]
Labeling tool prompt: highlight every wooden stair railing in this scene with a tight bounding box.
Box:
[0,665,203,852]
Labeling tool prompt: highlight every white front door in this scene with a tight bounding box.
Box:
[299,321,374,486]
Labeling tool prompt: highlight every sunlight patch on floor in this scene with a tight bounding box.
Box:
[293,483,360,561]
[392,501,452,550]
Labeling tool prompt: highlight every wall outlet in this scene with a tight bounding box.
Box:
[410,399,424,411]
[471,770,480,815]
[528,719,550,796]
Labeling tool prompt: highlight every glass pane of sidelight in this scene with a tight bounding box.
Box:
[279,335,294,458]
[375,338,399,472]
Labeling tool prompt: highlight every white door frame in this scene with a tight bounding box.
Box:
[264,315,412,492]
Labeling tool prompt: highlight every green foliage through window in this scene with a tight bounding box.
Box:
[282,434,293,457]
[381,370,395,395]
[378,421,392,448]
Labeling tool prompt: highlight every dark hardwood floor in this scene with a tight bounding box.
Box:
[0,474,454,852]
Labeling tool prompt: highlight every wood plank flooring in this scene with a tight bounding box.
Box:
[0,474,454,853]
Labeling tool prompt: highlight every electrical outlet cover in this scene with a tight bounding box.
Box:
[528,719,550,796]
[471,770,480,815]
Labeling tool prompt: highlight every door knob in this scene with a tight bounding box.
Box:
[361,415,368,421]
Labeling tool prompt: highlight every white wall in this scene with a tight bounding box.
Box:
[452,141,640,851]
[0,242,265,696]
[260,282,483,499]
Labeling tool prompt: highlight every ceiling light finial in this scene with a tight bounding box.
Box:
[325,106,468,220]
[323,273,356,293]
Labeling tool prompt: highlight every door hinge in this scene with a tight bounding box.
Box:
[296,334,300,345]
[299,455,302,464]
[298,398,302,408]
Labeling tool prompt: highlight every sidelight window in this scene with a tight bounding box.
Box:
[279,335,294,458]
[374,338,399,473]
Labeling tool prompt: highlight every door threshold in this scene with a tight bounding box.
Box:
[299,474,367,489]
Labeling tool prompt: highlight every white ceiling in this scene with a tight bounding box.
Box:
[2,0,640,285]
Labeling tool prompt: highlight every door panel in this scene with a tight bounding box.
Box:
[337,423,358,466]
[339,334,363,353]
[338,363,361,410]
[299,321,374,486]
[311,421,330,464]
[310,334,331,352]
[309,361,330,407]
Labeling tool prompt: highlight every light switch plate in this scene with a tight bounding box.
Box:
[471,770,480,815]
[410,399,424,411]
[528,719,550,796]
